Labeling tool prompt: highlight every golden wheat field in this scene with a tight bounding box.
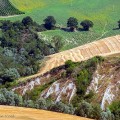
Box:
[39,35,120,74]
[19,35,120,81]
[0,106,92,120]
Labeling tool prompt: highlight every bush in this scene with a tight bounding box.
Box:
[2,68,20,82]
[51,35,63,52]
[100,108,115,120]
[80,20,94,31]
[0,88,23,106]
[67,17,78,31]
[109,101,120,120]
[24,100,35,108]
[44,16,56,30]
[22,16,33,26]
[75,101,93,118]
[35,97,47,110]
[48,102,75,114]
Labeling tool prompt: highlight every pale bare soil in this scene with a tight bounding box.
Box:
[19,35,120,81]
[0,106,92,120]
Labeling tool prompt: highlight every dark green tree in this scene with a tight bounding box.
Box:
[44,16,56,30]
[67,17,78,31]
[80,20,94,31]
[22,16,33,26]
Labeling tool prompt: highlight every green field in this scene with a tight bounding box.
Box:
[0,0,23,16]
[1,0,120,50]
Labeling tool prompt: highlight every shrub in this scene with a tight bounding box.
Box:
[0,88,23,106]
[2,68,20,82]
[24,100,35,108]
[75,101,93,118]
[44,16,56,30]
[35,97,47,110]
[109,101,120,120]
[22,16,33,26]
[67,17,78,31]
[100,108,115,120]
[51,35,63,52]
[80,20,94,31]
[48,102,75,114]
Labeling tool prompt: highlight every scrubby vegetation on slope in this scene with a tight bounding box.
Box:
[0,17,61,84]
[10,56,120,120]
[0,0,24,16]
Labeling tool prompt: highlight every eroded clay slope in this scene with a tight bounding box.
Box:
[13,56,120,109]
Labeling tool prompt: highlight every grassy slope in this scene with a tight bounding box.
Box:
[0,105,92,120]
[0,0,23,16]
[7,0,120,50]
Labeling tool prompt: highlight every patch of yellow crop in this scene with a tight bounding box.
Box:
[11,0,46,11]
[0,105,92,120]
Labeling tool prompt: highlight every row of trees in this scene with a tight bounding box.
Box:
[43,16,120,32]
[43,16,94,32]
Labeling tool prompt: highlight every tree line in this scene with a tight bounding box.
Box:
[42,16,120,32]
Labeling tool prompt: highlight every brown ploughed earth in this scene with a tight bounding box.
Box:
[0,105,92,120]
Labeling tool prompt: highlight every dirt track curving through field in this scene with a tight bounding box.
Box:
[19,35,120,81]
[0,105,92,120]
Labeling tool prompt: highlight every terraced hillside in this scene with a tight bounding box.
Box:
[0,106,92,120]
[0,0,24,16]
[27,35,120,79]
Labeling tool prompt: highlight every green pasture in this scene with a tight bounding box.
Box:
[0,0,120,50]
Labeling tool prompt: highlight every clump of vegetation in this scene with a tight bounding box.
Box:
[0,17,60,84]
[44,16,56,30]
[65,56,104,106]
[109,101,120,120]
[80,20,94,31]
[67,17,78,32]
[0,88,23,106]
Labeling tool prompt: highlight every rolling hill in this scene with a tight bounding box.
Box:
[0,0,120,50]
[18,35,120,82]
[13,35,120,110]
[0,0,24,16]
[0,105,92,120]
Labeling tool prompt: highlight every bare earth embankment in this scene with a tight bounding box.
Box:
[0,106,92,120]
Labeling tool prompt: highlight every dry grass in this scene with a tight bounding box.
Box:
[0,105,92,120]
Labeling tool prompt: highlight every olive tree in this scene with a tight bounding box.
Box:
[67,17,78,31]
[44,16,56,30]
[80,20,94,31]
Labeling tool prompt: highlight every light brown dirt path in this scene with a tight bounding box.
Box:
[19,35,120,81]
[0,105,92,120]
